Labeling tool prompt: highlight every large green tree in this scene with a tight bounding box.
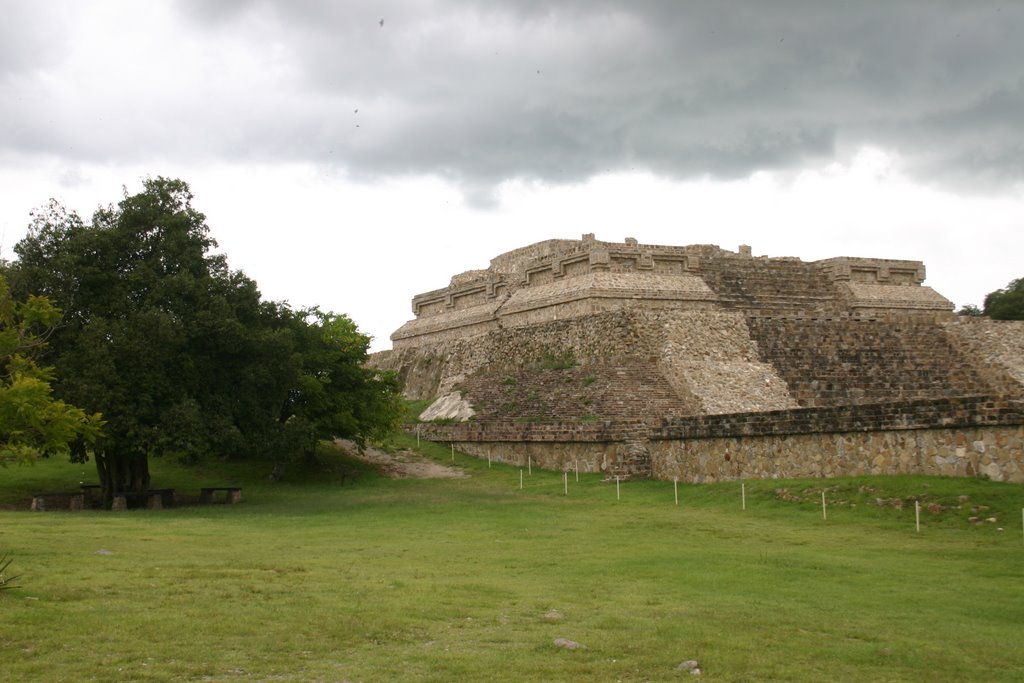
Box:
[12,178,400,504]
[983,277,1024,320]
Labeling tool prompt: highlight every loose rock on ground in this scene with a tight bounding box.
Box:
[553,638,581,650]
[676,659,702,675]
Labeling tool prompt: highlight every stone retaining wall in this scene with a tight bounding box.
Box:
[649,424,1024,483]
[654,396,1022,439]
[651,396,1024,483]
[413,397,1024,482]
[415,420,650,478]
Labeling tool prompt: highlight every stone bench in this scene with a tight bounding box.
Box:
[199,487,243,504]
[111,489,176,511]
[31,492,85,511]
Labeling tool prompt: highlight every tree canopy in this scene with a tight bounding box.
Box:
[0,272,103,464]
[983,277,1024,320]
[11,178,401,502]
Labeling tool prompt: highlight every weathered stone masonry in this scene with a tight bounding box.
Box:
[650,397,1024,482]
[372,235,1024,482]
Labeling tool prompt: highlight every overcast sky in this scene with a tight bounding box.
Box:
[2,0,1022,350]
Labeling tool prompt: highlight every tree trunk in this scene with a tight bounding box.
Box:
[94,448,113,509]
[94,448,150,509]
[303,447,319,467]
[128,452,151,492]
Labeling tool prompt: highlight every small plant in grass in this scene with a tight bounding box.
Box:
[0,552,20,591]
[499,377,517,386]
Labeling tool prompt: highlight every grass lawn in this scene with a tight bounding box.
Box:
[1,436,1022,682]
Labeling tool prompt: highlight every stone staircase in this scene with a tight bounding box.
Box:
[699,256,839,315]
[747,318,994,407]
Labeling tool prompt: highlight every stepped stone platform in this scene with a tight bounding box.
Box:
[371,235,1024,482]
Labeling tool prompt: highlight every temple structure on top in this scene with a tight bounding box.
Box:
[390,234,953,349]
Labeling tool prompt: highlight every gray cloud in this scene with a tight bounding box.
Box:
[3,0,1023,193]
[0,1,75,78]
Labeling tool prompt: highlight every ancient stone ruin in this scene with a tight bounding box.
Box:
[370,235,1024,482]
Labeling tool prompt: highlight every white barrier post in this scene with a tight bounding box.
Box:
[451,443,455,461]
[915,501,921,532]
[575,459,579,482]
[741,483,746,511]
[528,456,532,475]
[520,469,523,490]
[821,491,827,520]
[564,472,568,496]
[674,478,679,506]
[616,476,621,501]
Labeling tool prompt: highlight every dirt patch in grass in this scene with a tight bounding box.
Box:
[336,440,469,479]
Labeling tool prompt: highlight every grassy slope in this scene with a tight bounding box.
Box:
[0,438,1022,682]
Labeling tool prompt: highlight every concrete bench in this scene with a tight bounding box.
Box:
[31,492,85,511]
[199,487,242,504]
[110,489,176,511]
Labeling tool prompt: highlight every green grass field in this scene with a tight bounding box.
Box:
[1,436,1022,682]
